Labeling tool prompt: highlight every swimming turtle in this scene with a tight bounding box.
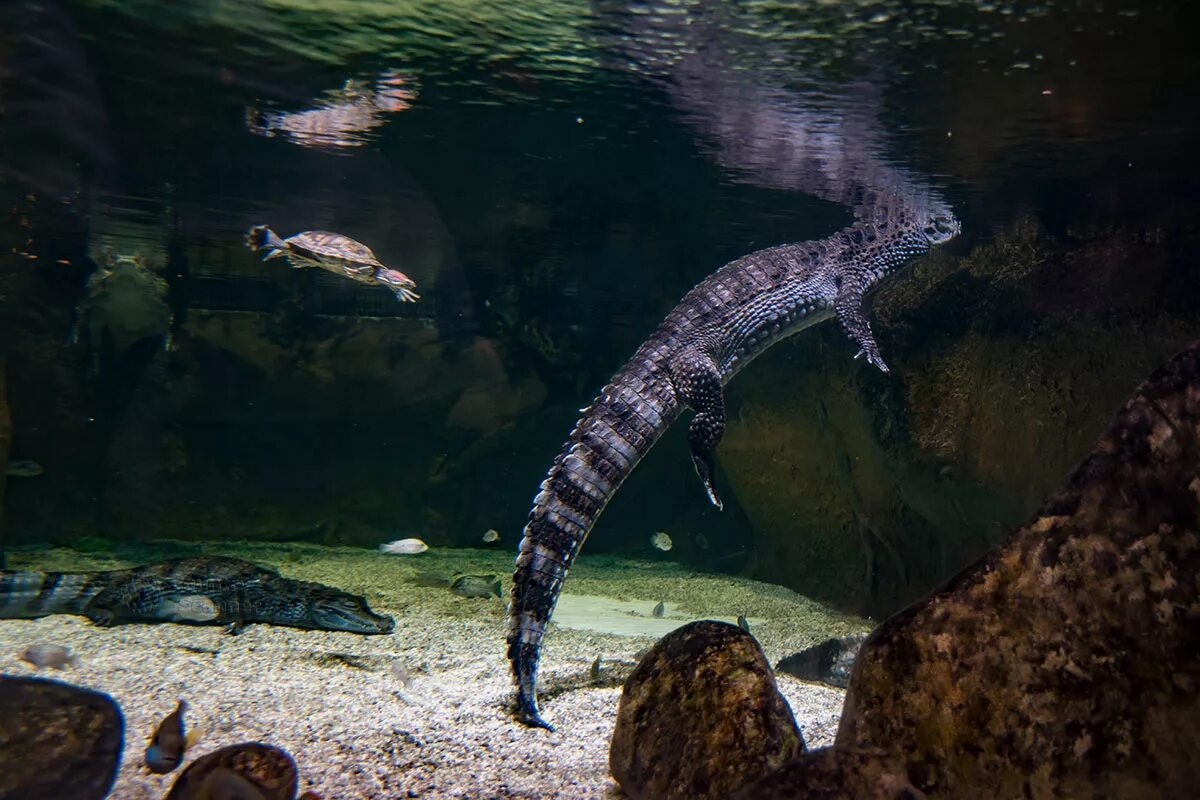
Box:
[246,225,419,303]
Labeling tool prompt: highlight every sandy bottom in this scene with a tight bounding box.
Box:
[0,541,867,799]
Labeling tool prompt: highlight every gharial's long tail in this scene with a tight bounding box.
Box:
[0,568,111,618]
[507,360,682,729]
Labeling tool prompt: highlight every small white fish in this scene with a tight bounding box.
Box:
[378,538,429,555]
[391,661,414,688]
[5,460,43,478]
[162,594,219,623]
[20,643,78,669]
[650,531,673,551]
[482,529,500,543]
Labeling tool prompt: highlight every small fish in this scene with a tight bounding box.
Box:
[651,601,665,618]
[650,531,672,551]
[482,529,500,543]
[379,538,428,555]
[19,643,78,669]
[449,573,502,599]
[590,655,602,682]
[737,614,751,634]
[411,571,450,588]
[145,699,187,774]
[162,594,220,623]
[5,460,43,478]
[391,661,414,688]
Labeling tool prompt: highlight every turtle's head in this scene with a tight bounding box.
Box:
[305,588,395,634]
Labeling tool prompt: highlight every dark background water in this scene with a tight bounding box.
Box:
[1,0,1197,617]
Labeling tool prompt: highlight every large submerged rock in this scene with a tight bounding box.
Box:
[0,676,124,800]
[730,747,922,800]
[833,339,1200,797]
[610,620,804,800]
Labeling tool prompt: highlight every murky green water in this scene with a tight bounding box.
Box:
[2,0,1197,619]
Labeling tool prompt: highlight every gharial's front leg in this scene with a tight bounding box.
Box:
[82,588,126,627]
[668,347,727,510]
[835,277,890,373]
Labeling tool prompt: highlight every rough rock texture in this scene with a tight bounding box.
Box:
[610,620,804,800]
[165,742,298,800]
[719,223,1199,616]
[730,747,922,800]
[0,675,124,800]
[835,339,1200,798]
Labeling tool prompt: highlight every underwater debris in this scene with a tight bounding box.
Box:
[314,652,372,670]
[145,699,188,774]
[651,601,665,618]
[650,532,673,551]
[450,573,502,599]
[4,460,43,477]
[247,226,420,303]
[482,529,501,543]
[18,642,78,669]
[378,538,429,554]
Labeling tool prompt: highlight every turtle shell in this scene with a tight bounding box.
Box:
[283,231,384,270]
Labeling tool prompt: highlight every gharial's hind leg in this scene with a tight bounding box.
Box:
[669,348,727,510]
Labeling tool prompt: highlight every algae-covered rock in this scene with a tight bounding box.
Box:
[609,620,804,800]
[834,339,1200,798]
[731,747,922,800]
[0,676,124,800]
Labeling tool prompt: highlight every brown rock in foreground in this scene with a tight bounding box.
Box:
[833,339,1200,797]
[0,675,124,800]
[165,742,298,800]
[731,747,923,800]
[610,620,804,800]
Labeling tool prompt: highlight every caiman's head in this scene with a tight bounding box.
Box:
[922,208,960,246]
[302,587,395,634]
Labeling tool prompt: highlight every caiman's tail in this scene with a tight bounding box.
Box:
[0,569,111,618]
[508,366,681,729]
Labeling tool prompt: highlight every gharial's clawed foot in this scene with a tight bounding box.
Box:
[854,347,890,374]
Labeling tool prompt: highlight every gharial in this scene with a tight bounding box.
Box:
[507,198,959,729]
[0,556,395,634]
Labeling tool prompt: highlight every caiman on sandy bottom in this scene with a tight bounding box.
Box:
[0,556,395,634]
[507,198,960,729]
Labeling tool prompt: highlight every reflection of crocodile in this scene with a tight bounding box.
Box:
[0,556,394,634]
